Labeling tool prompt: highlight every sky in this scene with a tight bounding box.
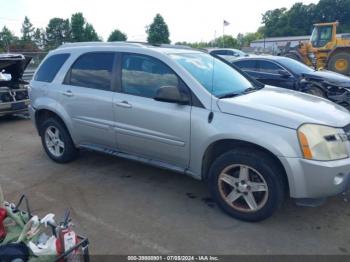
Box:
[0,0,318,43]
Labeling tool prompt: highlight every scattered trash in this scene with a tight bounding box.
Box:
[0,185,90,261]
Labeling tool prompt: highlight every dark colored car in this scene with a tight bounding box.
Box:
[232,56,350,108]
[0,54,31,116]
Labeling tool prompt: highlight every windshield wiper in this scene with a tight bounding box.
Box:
[242,87,260,94]
[218,86,262,99]
[217,92,241,99]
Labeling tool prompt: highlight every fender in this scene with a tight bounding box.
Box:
[33,97,79,145]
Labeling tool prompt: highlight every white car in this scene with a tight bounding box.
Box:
[208,48,248,62]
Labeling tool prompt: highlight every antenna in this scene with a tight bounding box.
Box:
[208,55,215,123]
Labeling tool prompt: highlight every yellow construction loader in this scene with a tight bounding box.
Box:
[282,22,350,75]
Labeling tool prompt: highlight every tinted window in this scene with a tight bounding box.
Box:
[234,60,258,71]
[170,53,252,97]
[211,50,227,55]
[311,26,333,48]
[121,54,179,98]
[35,53,70,82]
[276,57,314,74]
[258,61,283,74]
[66,52,114,91]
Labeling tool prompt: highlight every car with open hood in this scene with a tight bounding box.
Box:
[232,56,350,109]
[29,42,350,221]
[0,54,32,117]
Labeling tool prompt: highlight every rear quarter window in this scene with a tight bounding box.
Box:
[34,53,70,82]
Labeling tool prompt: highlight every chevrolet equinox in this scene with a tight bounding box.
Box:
[29,42,350,221]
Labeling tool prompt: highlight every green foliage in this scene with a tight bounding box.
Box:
[215,35,239,48]
[33,28,46,50]
[176,33,261,50]
[84,23,100,41]
[0,26,17,51]
[108,29,127,41]
[71,13,85,42]
[146,14,170,44]
[237,32,263,48]
[70,13,100,42]
[45,18,71,49]
[262,0,350,37]
[21,16,35,42]
[315,0,350,33]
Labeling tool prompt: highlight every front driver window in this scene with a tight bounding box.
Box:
[258,61,284,74]
[121,54,179,98]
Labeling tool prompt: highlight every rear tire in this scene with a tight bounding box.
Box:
[207,148,285,222]
[39,117,78,163]
[328,52,350,75]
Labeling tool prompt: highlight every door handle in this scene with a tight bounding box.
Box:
[115,101,132,108]
[62,90,74,97]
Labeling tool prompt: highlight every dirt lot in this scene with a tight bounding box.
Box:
[0,116,350,255]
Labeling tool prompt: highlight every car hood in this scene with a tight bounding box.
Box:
[302,70,350,88]
[217,86,350,129]
[0,54,32,81]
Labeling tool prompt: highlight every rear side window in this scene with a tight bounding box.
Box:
[211,50,227,55]
[234,60,258,71]
[65,52,115,91]
[34,53,70,82]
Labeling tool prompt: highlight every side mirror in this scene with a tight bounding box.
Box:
[278,70,291,78]
[154,86,189,105]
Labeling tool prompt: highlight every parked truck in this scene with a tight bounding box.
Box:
[281,22,350,76]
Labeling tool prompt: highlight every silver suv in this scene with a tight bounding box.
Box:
[29,42,350,221]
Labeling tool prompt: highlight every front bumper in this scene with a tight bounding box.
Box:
[0,99,30,116]
[279,156,350,199]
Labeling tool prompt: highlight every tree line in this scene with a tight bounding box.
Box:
[0,0,349,52]
[260,0,350,37]
[0,13,170,52]
[178,0,350,49]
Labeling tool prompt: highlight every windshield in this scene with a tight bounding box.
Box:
[170,53,253,97]
[276,57,314,74]
[310,26,333,48]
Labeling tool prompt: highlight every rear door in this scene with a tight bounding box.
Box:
[112,53,191,169]
[60,52,117,148]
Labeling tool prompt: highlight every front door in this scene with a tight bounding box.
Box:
[256,60,296,89]
[113,53,191,168]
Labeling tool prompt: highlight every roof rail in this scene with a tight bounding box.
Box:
[58,41,150,49]
[156,44,208,53]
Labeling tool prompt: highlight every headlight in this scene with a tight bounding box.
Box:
[298,124,348,161]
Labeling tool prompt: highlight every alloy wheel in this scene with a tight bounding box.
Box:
[218,164,269,212]
[44,126,65,158]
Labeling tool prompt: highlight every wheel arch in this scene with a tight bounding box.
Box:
[201,139,290,194]
[34,106,75,143]
[327,46,350,64]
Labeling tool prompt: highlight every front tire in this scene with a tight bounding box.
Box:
[328,52,350,75]
[208,149,285,222]
[39,118,78,163]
